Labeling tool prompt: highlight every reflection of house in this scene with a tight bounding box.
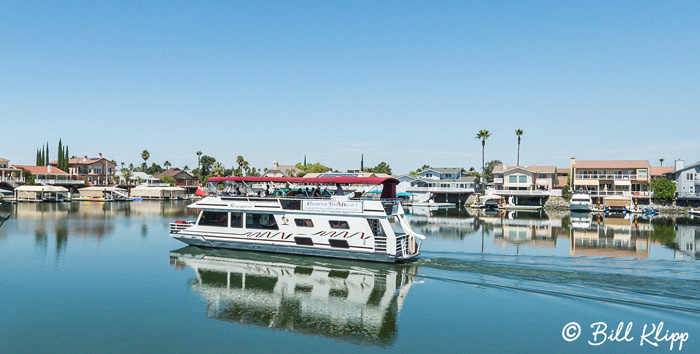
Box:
[665,160,700,206]
[570,157,651,206]
[51,153,116,186]
[261,161,303,177]
[0,158,24,187]
[673,224,700,259]
[169,247,418,347]
[569,216,651,258]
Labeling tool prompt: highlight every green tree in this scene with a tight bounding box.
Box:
[484,159,503,179]
[199,155,216,176]
[659,158,664,166]
[475,130,491,182]
[183,165,189,172]
[141,150,150,171]
[45,142,49,166]
[121,167,133,185]
[146,163,164,175]
[371,162,392,175]
[650,177,676,202]
[211,162,226,177]
[20,168,35,185]
[57,139,63,171]
[515,129,524,166]
[562,174,572,201]
[296,162,329,173]
[163,160,171,169]
[159,175,176,186]
[361,154,364,171]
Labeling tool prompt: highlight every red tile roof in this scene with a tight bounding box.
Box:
[492,165,556,173]
[12,165,68,175]
[650,166,674,177]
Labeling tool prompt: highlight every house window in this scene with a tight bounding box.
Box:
[509,176,517,183]
[295,219,314,227]
[538,174,547,179]
[198,211,228,227]
[329,220,349,229]
[638,169,647,177]
[246,213,279,230]
[519,175,527,183]
[687,173,694,181]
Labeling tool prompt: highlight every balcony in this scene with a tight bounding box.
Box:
[35,179,86,185]
[575,174,646,181]
[487,189,552,197]
[586,191,651,197]
[0,176,26,184]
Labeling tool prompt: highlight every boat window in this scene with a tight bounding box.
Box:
[367,219,386,236]
[329,220,349,229]
[246,213,279,230]
[230,212,243,228]
[198,211,228,227]
[329,239,349,248]
[295,219,314,227]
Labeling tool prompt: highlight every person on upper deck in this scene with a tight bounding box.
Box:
[335,183,344,196]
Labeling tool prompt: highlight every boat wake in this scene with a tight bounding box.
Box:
[413,251,700,315]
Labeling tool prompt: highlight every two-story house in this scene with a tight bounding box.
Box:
[399,167,477,204]
[490,165,558,206]
[0,158,25,188]
[155,168,200,192]
[11,165,73,186]
[51,153,117,186]
[665,159,700,206]
[570,157,651,206]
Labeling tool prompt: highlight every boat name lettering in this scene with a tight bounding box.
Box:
[302,200,363,213]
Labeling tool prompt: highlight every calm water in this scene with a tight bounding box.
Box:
[1,202,699,353]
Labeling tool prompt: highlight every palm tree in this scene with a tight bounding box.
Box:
[163,160,171,169]
[659,158,665,167]
[211,162,225,177]
[236,155,247,176]
[183,165,189,172]
[141,150,150,171]
[196,151,203,180]
[515,129,524,166]
[475,130,492,183]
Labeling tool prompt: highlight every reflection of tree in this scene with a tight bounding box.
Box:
[141,224,148,237]
[34,226,48,250]
[55,220,68,257]
[650,217,676,245]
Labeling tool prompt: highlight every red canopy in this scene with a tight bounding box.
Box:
[194,188,207,197]
[207,176,399,185]
[206,176,399,198]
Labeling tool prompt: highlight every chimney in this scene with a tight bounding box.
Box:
[98,153,102,159]
[273,160,279,169]
[83,155,88,163]
[47,165,52,173]
[675,159,684,171]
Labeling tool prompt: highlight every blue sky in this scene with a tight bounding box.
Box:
[1,1,698,173]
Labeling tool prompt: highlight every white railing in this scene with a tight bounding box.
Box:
[141,182,171,187]
[587,191,651,197]
[487,189,551,196]
[493,178,504,183]
[576,174,646,180]
[35,179,85,185]
[0,176,25,183]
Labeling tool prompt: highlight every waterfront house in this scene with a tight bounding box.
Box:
[10,165,82,186]
[398,167,477,203]
[665,159,700,206]
[51,153,116,186]
[0,158,25,188]
[488,165,559,206]
[261,161,304,177]
[154,168,199,187]
[650,166,674,180]
[114,171,160,186]
[569,157,651,206]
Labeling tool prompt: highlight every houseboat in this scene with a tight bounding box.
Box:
[169,176,425,263]
[76,186,131,202]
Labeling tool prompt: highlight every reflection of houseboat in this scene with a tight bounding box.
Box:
[170,176,425,263]
[169,246,419,347]
[570,215,651,258]
[76,187,131,202]
[13,185,70,202]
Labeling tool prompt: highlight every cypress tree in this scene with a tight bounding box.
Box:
[46,142,49,166]
[361,154,364,171]
[40,146,45,166]
[36,149,40,165]
[57,139,63,170]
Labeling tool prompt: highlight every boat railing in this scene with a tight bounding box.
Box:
[170,221,194,233]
